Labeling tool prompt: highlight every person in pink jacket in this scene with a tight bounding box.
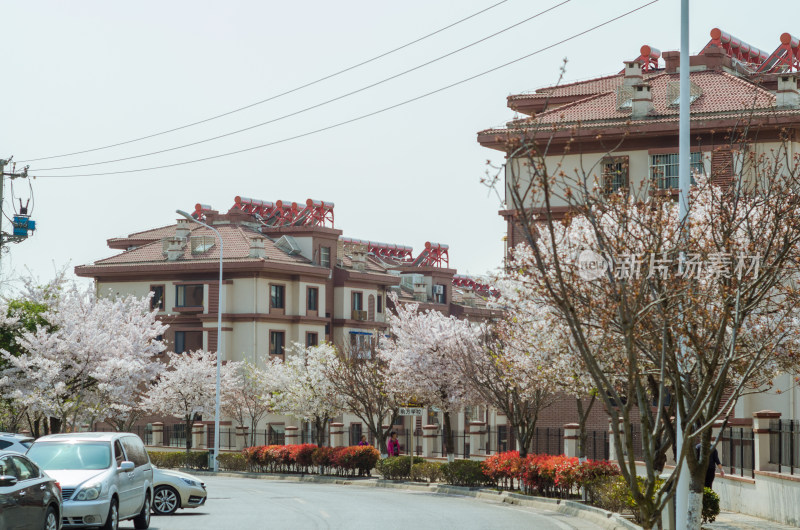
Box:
[387,431,400,456]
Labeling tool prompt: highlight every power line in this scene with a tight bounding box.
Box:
[31,0,570,172]
[18,0,511,164]
[34,0,660,180]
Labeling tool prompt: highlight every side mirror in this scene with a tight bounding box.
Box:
[0,475,18,487]
[118,461,135,472]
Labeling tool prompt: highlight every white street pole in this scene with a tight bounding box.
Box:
[177,210,223,473]
[676,0,691,527]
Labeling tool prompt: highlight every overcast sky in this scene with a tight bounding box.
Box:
[1,0,790,290]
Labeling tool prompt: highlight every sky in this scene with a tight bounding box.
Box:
[0,0,792,290]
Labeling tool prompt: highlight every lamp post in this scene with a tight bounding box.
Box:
[177,209,223,473]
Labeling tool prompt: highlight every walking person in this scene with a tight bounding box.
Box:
[695,442,725,489]
[387,431,400,457]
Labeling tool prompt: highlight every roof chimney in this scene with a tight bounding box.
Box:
[631,83,653,119]
[175,218,192,239]
[777,74,800,108]
[164,237,185,261]
[249,236,267,258]
[623,61,643,87]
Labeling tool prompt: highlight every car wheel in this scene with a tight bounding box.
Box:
[153,485,180,515]
[101,498,119,530]
[43,505,58,530]
[133,493,151,529]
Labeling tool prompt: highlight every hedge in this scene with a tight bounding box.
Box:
[481,452,619,498]
[441,459,490,487]
[147,450,209,469]
[375,456,424,480]
[243,444,380,476]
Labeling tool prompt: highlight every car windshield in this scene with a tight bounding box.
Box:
[21,441,32,449]
[27,442,112,470]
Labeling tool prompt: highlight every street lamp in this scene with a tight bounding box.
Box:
[177,209,223,473]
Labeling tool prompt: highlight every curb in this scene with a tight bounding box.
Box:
[184,469,640,529]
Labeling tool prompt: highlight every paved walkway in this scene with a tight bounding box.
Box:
[704,510,798,529]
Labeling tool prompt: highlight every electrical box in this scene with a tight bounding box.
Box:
[12,215,35,238]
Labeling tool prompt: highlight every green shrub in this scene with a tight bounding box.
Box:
[590,475,666,525]
[702,487,720,524]
[411,461,443,483]
[441,459,490,488]
[147,450,209,470]
[589,475,631,514]
[217,453,247,471]
[376,456,423,480]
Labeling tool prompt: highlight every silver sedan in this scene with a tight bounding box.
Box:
[151,467,207,515]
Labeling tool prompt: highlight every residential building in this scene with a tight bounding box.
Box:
[478,28,800,524]
[75,196,498,447]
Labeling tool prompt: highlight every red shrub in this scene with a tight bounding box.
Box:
[482,451,522,489]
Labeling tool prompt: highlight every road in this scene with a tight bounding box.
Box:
[119,475,603,529]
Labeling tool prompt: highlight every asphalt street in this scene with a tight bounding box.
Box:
[119,475,603,529]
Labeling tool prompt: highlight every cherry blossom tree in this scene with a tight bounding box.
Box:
[222,359,278,446]
[495,126,800,528]
[380,295,477,457]
[323,341,402,452]
[267,343,344,446]
[143,349,238,454]
[0,284,167,433]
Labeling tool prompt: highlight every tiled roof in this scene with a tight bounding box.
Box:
[510,73,628,100]
[109,224,178,243]
[484,70,785,132]
[91,223,314,267]
[338,253,392,274]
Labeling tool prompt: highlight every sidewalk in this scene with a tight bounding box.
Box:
[704,510,798,529]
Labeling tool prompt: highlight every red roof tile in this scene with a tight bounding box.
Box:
[485,70,784,132]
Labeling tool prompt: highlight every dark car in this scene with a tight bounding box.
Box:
[0,450,61,529]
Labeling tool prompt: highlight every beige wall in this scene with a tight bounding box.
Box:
[506,148,714,209]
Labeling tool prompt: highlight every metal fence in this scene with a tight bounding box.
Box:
[769,419,800,474]
[719,426,754,478]
[583,429,610,461]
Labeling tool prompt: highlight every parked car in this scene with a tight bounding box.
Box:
[151,467,207,515]
[0,450,61,530]
[0,433,35,454]
[26,432,153,530]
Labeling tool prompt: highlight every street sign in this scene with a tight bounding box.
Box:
[398,407,423,416]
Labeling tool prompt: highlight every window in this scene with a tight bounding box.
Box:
[270,285,285,309]
[114,441,125,466]
[306,332,318,347]
[175,331,202,354]
[270,331,285,356]
[350,332,372,359]
[176,284,203,307]
[307,287,318,312]
[602,157,629,193]
[350,423,363,445]
[8,455,37,481]
[650,152,703,189]
[150,285,165,311]
[377,295,383,313]
[120,436,149,467]
[320,246,331,268]
[433,284,446,304]
[352,291,363,311]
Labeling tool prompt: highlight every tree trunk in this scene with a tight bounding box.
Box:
[315,417,327,447]
[686,475,704,529]
[442,411,454,457]
[49,416,61,435]
[185,415,195,455]
[576,396,595,459]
